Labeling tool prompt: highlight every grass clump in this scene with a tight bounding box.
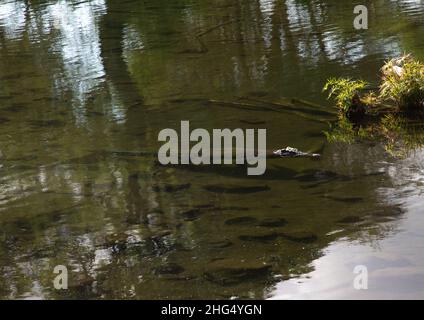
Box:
[380,54,424,111]
[322,54,424,156]
[323,78,368,116]
[324,55,424,119]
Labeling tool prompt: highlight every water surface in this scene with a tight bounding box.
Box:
[1,0,424,299]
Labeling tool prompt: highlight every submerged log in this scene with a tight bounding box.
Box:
[206,99,333,123]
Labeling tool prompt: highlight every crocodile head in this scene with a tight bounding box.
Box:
[273,147,320,159]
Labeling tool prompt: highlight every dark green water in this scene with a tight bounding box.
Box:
[0,0,424,299]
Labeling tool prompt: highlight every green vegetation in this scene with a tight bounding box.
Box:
[324,55,424,118]
[323,78,369,114]
[380,55,424,111]
[323,78,368,116]
[323,55,424,157]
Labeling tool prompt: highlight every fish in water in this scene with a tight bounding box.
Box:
[153,263,185,275]
[203,259,271,286]
[3,104,26,113]
[153,183,191,193]
[298,170,351,188]
[239,120,267,125]
[225,216,258,226]
[68,151,108,165]
[371,207,403,217]
[218,206,249,211]
[323,195,364,203]
[0,117,10,124]
[257,218,287,228]
[167,98,207,104]
[203,185,271,194]
[280,232,318,243]
[191,204,249,211]
[336,216,365,224]
[238,232,281,243]
[206,239,233,249]
[193,204,216,209]
[303,131,324,138]
[180,209,203,221]
[28,119,65,128]
[226,216,287,227]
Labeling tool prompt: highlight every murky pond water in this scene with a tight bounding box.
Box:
[1,0,424,299]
